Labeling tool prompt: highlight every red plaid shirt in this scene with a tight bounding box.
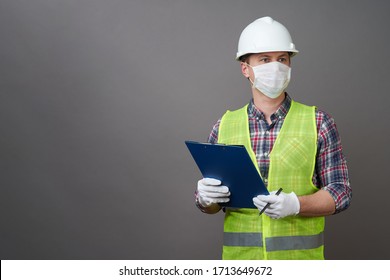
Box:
[207,94,351,213]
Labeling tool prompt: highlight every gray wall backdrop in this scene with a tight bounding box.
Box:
[1,0,389,260]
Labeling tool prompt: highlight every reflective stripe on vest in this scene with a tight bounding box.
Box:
[224,232,323,252]
[224,232,263,247]
[266,233,324,251]
[218,100,325,260]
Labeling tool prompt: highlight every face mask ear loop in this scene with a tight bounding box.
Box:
[248,77,255,88]
[243,62,255,88]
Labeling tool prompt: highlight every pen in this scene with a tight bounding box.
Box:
[259,188,283,216]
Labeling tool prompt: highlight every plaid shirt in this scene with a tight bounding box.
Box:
[207,94,351,214]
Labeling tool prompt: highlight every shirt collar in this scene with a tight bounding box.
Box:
[248,93,292,121]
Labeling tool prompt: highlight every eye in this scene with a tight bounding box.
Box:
[260,57,270,63]
[278,57,290,63]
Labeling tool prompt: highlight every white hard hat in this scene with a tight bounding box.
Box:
[236,16,298,60]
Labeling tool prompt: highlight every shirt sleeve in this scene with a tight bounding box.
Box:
[207,119,221,144]
[315,110,352,214]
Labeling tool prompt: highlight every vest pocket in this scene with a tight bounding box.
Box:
[273,137,315,170]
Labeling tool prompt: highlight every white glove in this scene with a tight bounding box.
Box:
[253,191,300,219]
[197,178,230,207]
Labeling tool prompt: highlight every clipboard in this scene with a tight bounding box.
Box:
[185,140,268,208]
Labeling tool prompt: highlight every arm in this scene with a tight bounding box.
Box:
[298,189,335,217]
[253,189,336,219]
[313,110,352,215]
[298,111,351,216]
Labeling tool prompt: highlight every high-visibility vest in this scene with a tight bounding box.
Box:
[218,100,325,260]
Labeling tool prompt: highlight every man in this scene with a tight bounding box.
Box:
[195,16,352,260]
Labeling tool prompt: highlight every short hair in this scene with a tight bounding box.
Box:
[238,53,253,63]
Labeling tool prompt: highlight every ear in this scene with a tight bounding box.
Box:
[240,62,250,78]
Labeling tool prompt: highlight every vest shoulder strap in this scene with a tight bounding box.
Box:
[218,104,249,145]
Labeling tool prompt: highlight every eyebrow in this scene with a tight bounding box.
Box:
[258,54,289,58]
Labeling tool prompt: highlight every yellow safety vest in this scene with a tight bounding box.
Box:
[218,100,325,260]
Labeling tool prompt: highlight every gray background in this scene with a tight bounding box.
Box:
[1,0,389,260]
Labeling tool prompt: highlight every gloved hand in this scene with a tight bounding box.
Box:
[197,178,230,207]
[253,190,300,219]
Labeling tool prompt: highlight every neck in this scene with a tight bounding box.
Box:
[252,90,286,124]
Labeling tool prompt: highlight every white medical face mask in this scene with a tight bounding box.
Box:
[247,62,291,99]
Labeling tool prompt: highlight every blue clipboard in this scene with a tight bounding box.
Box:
[185,140,268,208]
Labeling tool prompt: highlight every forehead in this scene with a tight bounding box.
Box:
[252,51,290,58]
